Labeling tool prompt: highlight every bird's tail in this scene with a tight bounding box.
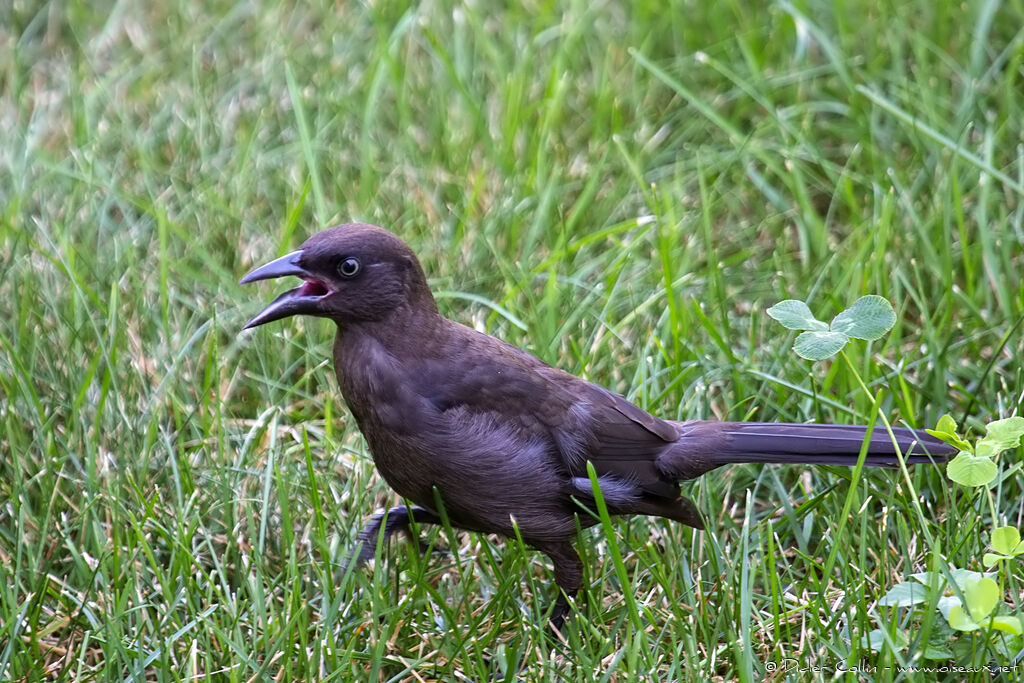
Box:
[710,422,953,466]
[663,421,955,480]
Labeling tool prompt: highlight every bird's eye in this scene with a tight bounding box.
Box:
[337,257,361,278]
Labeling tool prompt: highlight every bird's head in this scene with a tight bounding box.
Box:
[240,223,436,329]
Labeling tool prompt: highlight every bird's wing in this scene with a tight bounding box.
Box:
[559,379,681,499]
[411,324,681,499]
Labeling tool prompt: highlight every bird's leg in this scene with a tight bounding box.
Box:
[344,504,441,570]
[538,542,583,634]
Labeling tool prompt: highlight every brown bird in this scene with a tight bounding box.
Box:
[240,223,952,631]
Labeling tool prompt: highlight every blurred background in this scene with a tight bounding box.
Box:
[2,0,1022,680]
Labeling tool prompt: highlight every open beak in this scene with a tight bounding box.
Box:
[239,250,329,329]
[240,250,308,285]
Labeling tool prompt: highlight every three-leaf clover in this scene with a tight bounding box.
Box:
[983,527,1024,568]
[944,576,1022,635]
[767,295,896,361]
[931,415,1024,488]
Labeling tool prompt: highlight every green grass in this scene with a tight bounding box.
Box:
[2,0,1023,680]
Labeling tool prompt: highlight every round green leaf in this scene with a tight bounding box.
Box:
[989,616,1023,635]
[946,604,979,631]
[936,414,958,434]
[983,552,1010,568]
[923,645,955,660]
[926,414,973,451]
[987,416,1024,441]
[793,330,849,360]
[949,568,988,586]
[830,295,896,340]
[766,300,829,331]
[937,594,962,617]
[963,576,999,623]
[991,526,1022,555]
[946,451,999,487]
[976,416,1024,457]
[879,581,930,607]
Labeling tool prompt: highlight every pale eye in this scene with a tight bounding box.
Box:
[337,257,361,278]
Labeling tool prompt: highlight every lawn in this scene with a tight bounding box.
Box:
[2,0,1023,680]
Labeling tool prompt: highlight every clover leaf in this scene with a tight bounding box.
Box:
[768,295,897,361]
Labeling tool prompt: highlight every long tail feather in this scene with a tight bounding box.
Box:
[712,422,952,466]
[664,421,955,480]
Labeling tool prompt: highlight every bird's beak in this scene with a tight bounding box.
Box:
[239,250,308,285]
[240,250,326,329]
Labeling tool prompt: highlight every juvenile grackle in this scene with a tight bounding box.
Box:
[240,223,952,631]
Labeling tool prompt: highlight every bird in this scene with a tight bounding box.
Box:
[239,222,953,632]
